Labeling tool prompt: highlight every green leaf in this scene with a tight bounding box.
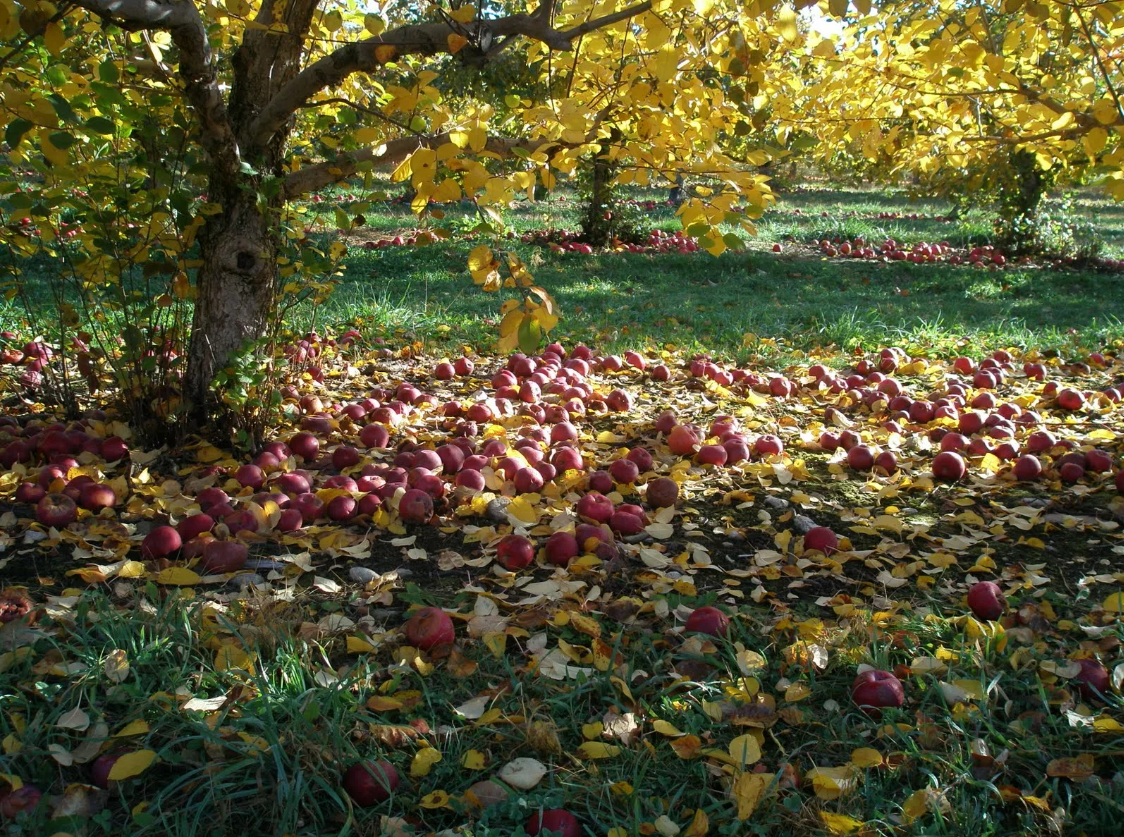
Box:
[99,59,119,83]
[85,116,115,135]
[5,119,32,150]
[517,314,541,354]
[49,132,76,150]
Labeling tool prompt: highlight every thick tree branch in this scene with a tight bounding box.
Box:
[280,135,561,199]
[248,2,651,147]
[72,0,241,177]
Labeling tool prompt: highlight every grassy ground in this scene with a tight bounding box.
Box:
[1,186,1123,837]
[316,186,1124,363]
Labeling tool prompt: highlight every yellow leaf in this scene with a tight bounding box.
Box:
[806,765,859,800]
[114,719,150,737]
[670,734,701,759]
[103,649,130,683]
[568,613,601,639]
[214,645,255,674]
[1093,99,1119,125]
[450,4,476,22]
[347,635,376,654]
[577,742,621,759]
[684,807,709,837]
[652,720,684,736]
[0,774,21,791]
[411,747,443,777]
[732,771,769,820]
[820,811,864,835]
[44,22,64,57]
[728,734,761,766]
[506,496,539,524]
[1103,592,1124,613]
[107,749,157,781]
[462,749,486,770]
[447,33,468,54]
[118,561,146,579]
[776,6,798,43]
[420,789,450,808]
[155,567,200,586]
[850,747,883,768]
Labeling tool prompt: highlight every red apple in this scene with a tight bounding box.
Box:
[404,606,455,650]
[398,489,433,524]
[684,605,729,636]
[847,445,876,471]
[577,492,614,523]
[496,534,535,570]
[932,451,967,481]
[176,513,215,542]
[609,458,640,483]
[966,581,1006,621]
[1012,455,1042,481]
[141,525,182,559]
[36,492,77,527]
[342,760,400,806]
[804,526,838,555]
[289,432,320,461]
[526,809,582,837]
[1073,658,1111,701]
[851,670,905,717]
[545,531,579,567]
[646,477,679,508]
[0,784,42,818]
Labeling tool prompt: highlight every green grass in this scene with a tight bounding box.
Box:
[301,185,1124,362]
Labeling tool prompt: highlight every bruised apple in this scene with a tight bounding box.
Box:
[35,492,77,527]
[646,477,679,508]
[851,670,905,717]
[398,488,433,524]
[404,607,455,650]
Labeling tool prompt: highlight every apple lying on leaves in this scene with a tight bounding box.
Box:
[0,784,42,819]
[967,581,1006,621]
[398,488,433,523]
[1073,658,1110,701]
[36,492,77,528]
[200,540,249,574]
[404,606,455,650]
[141,525,182,559]
[646,477,679,508]
[526,808,582,837]
[932,451,967,481]
[496,534,535,570]
[684,605,729,636]
[804,526,838,555]
[851,670,905,717]
[342,759,399,807]
[545,531,579,567]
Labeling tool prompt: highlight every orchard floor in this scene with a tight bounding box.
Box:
[0,188,1123,837]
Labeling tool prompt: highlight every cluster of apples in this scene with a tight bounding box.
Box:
[0,414,128,523]
[814,236,1009,267]
[808,346,1123,486]
[360,234,418,249]
[519,227,701,255]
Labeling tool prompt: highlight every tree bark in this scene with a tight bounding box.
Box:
[184,184,278,411]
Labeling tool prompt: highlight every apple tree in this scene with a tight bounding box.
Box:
[0,0,780,424]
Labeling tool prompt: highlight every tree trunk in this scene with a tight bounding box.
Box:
[184,183,278,413]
